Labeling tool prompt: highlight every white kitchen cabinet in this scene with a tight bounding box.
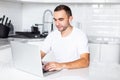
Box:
[0,46,12,64]
[20,0,105,3]
[0,0,20,2]
[100,44,120,64]
[89,43,101,63]
[105,0,120,3]
[89,43,120,64]
[1,0,120,3]
[0,0,106,3]
[24,0,120,3]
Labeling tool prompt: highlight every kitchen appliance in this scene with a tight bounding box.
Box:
[31,26,40,34]
[0,15,10,38]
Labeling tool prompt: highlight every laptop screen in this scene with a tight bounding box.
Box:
[10,41,44,77]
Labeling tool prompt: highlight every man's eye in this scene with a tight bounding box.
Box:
[53,18,56,21]
[59,18,64,21]
[53,18,64,21]
[54,19,56,21]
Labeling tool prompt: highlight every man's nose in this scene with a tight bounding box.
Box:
[55,21,59,26]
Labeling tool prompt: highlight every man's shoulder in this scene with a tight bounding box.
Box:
[73,27,88,41]
[73,27,86,35]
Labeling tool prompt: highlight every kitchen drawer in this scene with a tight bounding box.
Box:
[100,44,120,64]
[89,43,120,64]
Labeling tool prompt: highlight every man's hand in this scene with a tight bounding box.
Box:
[43,53,89,71]
[43,62,64,71]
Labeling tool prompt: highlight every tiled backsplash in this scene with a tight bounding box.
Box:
[0,1,22,32]
[86,4,120,38]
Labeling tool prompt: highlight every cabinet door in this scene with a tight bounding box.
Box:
[0,47,12,64]
[105,0,120,3]
[20,0,106,3]
[88,43,101,63]
[100,44,120,64]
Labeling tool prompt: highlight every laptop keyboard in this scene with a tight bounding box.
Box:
[43,68,49,73]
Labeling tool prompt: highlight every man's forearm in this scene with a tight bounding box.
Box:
[61,58,89,69]
[61,56,89,69]
[40,50,46,59]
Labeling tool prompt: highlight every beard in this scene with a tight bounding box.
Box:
[57,25,68,32]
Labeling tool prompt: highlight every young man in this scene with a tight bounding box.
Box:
[41,5,90,71]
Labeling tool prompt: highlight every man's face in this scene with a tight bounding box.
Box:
[53,10,72,32]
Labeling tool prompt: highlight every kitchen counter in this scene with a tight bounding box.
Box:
[0,39,10,50]
[0,62,89,80]
[0,37,120,80]
[0,37,44,49]
[0,62,120,80]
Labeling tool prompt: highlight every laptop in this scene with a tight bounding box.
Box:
[10,41,60,77]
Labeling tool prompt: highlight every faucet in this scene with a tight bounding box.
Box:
[42,9,53,34]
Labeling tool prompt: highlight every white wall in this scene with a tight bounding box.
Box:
[0,1,22,32]
[22,3,55,31]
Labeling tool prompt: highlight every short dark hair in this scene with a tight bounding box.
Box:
[54,5,72,17]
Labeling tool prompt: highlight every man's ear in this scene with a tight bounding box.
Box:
[69,16,73,22]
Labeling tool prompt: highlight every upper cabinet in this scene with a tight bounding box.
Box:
[106,0,120,3]
[0,0,120,3]
[0,0,20,2]
[20,0,106,3]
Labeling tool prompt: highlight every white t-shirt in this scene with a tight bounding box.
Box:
[41,27,89,62]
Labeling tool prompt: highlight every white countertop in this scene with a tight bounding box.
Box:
[1,37,120,80]
[1,62,120,80]
[0,63,89,80]
[0,38,44,49]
